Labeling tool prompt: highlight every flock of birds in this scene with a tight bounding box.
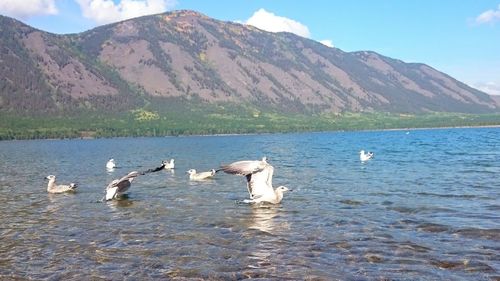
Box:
[44,150,374,205]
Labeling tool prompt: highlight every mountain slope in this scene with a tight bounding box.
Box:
[0,10,498,115]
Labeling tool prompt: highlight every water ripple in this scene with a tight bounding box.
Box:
[0,128,499,279]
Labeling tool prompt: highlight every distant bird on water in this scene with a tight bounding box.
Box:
[187,169,216,181]
[359,150,374,162]
[105,171,140,200]
[219,157,291,204]
[162,159,175,170]
[106,158,116,170]
[45,175,77,193]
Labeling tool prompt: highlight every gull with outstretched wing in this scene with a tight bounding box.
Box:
[219,157,290,204]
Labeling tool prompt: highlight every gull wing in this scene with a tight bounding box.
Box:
[106,179,120,190]
[246,165,275,199]
[219,160,267,176]
[114,179,132,194]
[106,178,130,192]
[106,172,138,194]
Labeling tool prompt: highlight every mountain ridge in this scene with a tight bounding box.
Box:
[0,10,498,116]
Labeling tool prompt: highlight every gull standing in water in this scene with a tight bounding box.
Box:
[104,171,140,200]
[187,169,216,181]
[106,158,116,170]
[45,175,78,193]
[219,157,290,204]
[359,150,374,162]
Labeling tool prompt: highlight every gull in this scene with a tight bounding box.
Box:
[105,171,140,201]
[359,150,374,162]
[187,169,216,181]
[219,157,290,204]
[162,159,175,170]
[106,158,116,170]
[45,175,78,193]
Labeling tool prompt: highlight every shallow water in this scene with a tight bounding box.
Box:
[0,128,499,280]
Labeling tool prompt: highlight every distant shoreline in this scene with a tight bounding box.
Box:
[357,124,500,133]
[188,124,500,137]
[3,124,499,142]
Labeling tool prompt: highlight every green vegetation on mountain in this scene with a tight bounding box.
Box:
[1,100,499,140]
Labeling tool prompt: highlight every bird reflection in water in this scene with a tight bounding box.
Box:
[247,205,285,234]
[105,196,135,212]
[243,205,291,275]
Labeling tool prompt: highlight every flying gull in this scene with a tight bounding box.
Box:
[219,157,290,204]
[45,175,78,193]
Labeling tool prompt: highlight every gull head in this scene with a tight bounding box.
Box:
[359,150,365,154]
[45,175,56,181]
[276,186,291,193]
[187,169,196,175]
[162,159,175,164]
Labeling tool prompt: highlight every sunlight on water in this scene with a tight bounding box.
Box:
[0,127,499,279]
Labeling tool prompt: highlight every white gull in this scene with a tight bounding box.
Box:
[359,150,374,162]
[187,169,216,181]
[106,158,116,170]
[45,175,77,193]
[162,159,175,170]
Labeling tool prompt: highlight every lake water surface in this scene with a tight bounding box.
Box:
[0,128,499,280]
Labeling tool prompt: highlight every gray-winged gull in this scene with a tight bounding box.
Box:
[219,157,290,204]
[187,169,216,181]
[104,162,168,201]
[105,171,140,200]
[359,150,374,162]
[45,175,78,193]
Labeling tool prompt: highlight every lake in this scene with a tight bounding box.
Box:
[0,128,498,280]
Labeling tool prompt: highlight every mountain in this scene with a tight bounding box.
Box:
[0,10,498,116]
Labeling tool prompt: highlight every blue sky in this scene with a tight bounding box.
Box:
[1,0,499,95]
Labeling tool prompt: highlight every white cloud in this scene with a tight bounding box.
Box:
[76,0,176,25]
[0,0,58,19]
[475,4,500,24]
[245,8,310,38]
[474,81,500,95]
[319,39,334,48]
